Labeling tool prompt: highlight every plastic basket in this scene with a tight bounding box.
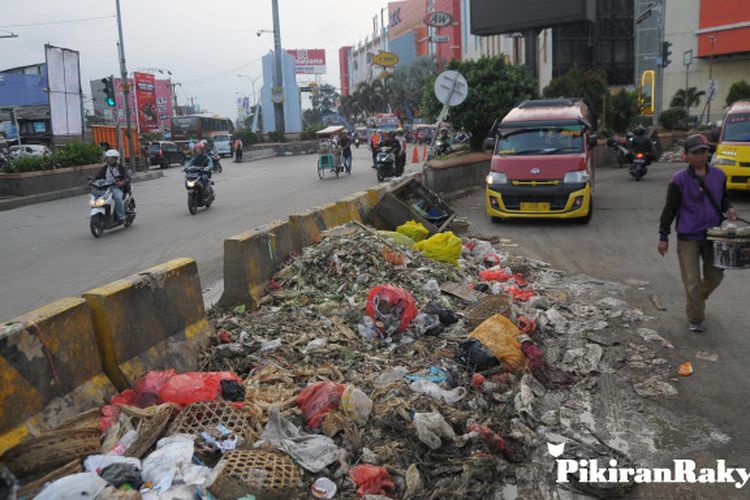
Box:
[709,237,750,270]
[209,449,301,500]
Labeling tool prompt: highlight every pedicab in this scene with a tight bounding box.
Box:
[316,125,345,179]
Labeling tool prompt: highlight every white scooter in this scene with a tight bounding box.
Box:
[88,179,136,238]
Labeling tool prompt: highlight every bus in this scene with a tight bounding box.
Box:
[171,114,234,142]
[369,113,402,131]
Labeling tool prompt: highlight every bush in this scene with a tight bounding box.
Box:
[267,131,286,143]
[53,142,103,168]
[606,89,640,133]
[658,107,689,130]
[726,80,750,107]
[3,155,52,173]
[233,129,258,146]
[300,123,324,141]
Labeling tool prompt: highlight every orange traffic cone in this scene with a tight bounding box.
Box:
[411,144,420,163]
[422,144,427,160]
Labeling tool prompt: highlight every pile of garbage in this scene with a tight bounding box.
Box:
[2,221,691,499]
[659,145,687,163]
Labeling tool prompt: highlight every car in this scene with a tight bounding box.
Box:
[9,144,51,159]
[148,141,185,169]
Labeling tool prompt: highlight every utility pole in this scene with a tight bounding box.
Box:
[115,0,136,171]
[683,49,693,118]
[170,81,181,116]
[707,36,715,124]
[271,0,285,133]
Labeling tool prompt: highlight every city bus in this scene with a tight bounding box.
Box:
[171,113,234,143]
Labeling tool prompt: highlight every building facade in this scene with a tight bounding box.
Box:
[260,50,302,133]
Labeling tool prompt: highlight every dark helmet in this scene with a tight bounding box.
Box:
[634,125,647,136]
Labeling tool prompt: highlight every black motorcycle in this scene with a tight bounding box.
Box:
[630,152,650,180]
[184,166,215,215]
[211,152,223,173]
[375,146,404,182]
[606,137,634,168]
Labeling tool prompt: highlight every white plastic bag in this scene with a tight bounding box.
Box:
[409,380,466,404]
[340,385,373,425]
[140,435,195,486]
[83,455,141,473]
[35,472,107,500]
[413,412,456,449]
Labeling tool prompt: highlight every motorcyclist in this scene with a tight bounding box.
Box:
[394,128,407,168]
[186,143,214,195]
[94,149,130,224]
[631,125,653,159]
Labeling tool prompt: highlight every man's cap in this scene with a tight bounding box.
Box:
[684,134,710,153]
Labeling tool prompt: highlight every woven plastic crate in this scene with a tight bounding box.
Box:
[209,449,301,500]
[167,400,258,464]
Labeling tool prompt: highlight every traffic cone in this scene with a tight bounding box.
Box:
[411,144,420,163]
[422,144,427,160]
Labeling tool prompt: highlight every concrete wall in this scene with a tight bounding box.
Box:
[0,163,101,197]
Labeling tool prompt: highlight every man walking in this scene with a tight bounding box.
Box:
[234,137,243,162]
[658,134,738,332]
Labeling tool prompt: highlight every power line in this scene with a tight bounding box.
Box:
[0,15,115,29]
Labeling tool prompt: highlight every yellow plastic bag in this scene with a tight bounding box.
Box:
[468,314,526,371]
[396,220,430,242]
[412,231,462,266]
[377,230,415,247]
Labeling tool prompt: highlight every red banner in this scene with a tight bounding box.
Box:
[134,72,157,131]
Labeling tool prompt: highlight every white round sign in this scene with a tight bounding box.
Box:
[434,70,468,106]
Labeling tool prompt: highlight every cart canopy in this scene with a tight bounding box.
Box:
[316,125,345,136]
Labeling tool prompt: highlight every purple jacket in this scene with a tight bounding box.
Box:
[659,164,730,241]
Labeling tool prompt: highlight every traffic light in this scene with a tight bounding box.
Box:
[661,41,672,68]
[101,77,116,107]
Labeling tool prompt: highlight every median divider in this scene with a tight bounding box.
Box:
[83,258,213,391]
[0,298,116,455]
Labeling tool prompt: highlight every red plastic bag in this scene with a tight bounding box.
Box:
[479,269,528,287]
[349,464,397,497]
[517,316,537,335]
[296,381,345,429]
[506,286,535,302]
[365,285,418,333]
[159,371,242,406]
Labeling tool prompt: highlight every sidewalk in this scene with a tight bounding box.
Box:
[0,170,164,212]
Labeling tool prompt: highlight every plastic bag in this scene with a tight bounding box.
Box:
[100,463,143,489]
[409,380,466,404]
[413,231,462,266]
[140,435,195,487]
[365,285,418,334]
[377,230,415,247]
[220,379,246,402]
[35,472,108,500]
[348,464,397,497]
[296,381,346,429]
[340,385,373,425]
[159,371,242,406]
[412,313,443,336]
[423,300,459,326]
[479,269,527,287]
[134,370,177,406]
[469,314,527,371]
[396,220,429,242]
[413,412,456,450]
[457,339,501,372]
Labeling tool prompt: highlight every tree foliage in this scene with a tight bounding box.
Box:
[543,66,607,127]
[658,107,689,130]
[606,89,641,133]
[726,80,750,107]
[670,87,705,109]
[311,84,340,113]
[421,56,538,150]
[388,57,437,121]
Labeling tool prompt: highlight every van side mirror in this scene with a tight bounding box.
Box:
[588,134,598,149]
[484,137,496,151]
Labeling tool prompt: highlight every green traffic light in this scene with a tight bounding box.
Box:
[106,97,116,107]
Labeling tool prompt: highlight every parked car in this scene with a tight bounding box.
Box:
[9,144,51,159]
[148,141,185,168]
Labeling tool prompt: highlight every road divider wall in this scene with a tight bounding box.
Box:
[83,258,213,391]
[0,298,116,454]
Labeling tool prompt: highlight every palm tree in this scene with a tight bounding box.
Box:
[670,87,706,109]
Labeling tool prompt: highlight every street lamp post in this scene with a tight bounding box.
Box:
[238,74,262,132]
[707,36,716,124]
[271,0,285,133]
[114,0,136,171]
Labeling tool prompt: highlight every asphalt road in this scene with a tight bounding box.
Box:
[452,159,750,475]
[0,146,409,321]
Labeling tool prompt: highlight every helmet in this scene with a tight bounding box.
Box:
[396,128,404,135]
[104,149,120,158]
[634,125,647,136]
[194,143,205,152]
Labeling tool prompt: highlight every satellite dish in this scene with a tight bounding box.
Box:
[434,70,468,106]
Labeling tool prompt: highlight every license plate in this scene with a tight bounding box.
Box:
[520,202,550,212]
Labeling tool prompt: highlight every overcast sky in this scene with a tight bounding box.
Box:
[0,0,390,117]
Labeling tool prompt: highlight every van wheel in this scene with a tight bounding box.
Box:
[577,197,593,224]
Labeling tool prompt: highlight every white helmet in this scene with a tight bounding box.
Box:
[104,149,120,158]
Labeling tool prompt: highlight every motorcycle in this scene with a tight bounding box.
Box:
[88,179,135,238]
[211,151,223,173]
[606,137,634,168]
[184,166,215,215]
[353,136,361,148]
[630,152,650,180]
[375,146,404,182]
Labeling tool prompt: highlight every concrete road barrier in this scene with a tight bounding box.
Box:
[83,258,213,391]
[0,298,115,454]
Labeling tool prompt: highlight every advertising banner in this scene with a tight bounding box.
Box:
[154,79,174,133]
[286,49,327,74]
[134,71,157,131]
[45,45,83,136]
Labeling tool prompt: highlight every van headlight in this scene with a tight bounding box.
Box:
[563,171,590,184]
[713,157,736,166]
[486,172,508,185]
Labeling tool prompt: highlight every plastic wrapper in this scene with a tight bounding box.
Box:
[348,464,397,497]
[297,381,346,429]
[412,231,462,266]
[409,380,467,404]
[365,285,418,334]
[340,385,373,425]
[412,313,443,336]
[396,220,429,242]
[413,412,456,449]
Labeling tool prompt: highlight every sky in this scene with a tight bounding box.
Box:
[0,0,391,118]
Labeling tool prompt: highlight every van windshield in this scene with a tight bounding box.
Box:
[497,126,584,155]
[723,114,750,142]
[212,135,231,142]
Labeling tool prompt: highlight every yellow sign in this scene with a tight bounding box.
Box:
[640,70,655,116]
[371,51,399,67]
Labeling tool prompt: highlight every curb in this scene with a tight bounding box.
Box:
[0,171,164,212]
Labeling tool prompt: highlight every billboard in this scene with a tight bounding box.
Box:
[470,0,595,35]
[45,45,83,136]
[287,49,326,74]
[134,72,157,131]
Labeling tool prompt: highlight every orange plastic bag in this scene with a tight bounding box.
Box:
[365,285,418,333]
[158,371,242,406]
[468,314,527,371]
[349,464,397,497]
[297,381,346,429]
